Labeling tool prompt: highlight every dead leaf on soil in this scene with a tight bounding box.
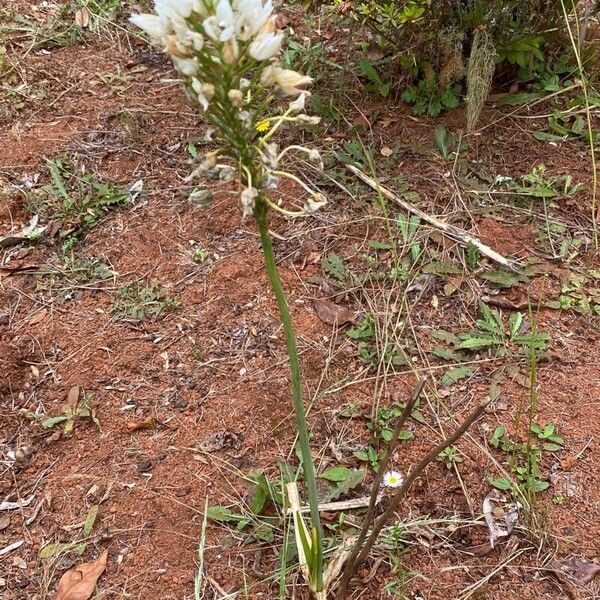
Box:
[199,431,242,452]
[549,556,600,586]
[482,489,520,548]
[27,308,48,325]
[0,216,47,248]
[67,386,80,406]
[126,416,158,432]
[313,299,355,326]
[54,549,107,600]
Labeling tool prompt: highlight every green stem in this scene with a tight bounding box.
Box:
[254,201,324,591]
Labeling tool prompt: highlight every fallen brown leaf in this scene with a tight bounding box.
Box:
[313,298,355,326]
[549,556,600,586]
[54,549,108,600]
[27,308,48,325]
[126,416,158,432]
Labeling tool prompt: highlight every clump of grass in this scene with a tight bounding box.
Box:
[111,281,178,321]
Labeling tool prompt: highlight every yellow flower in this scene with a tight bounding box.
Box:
[255,119,271,133]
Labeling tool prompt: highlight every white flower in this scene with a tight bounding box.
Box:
[203,0,235,41]
[261,142,278,169]
[186,151,219,180]
[130,13,165,42]
[173,56,199,76]
[308,148,323,170]
[265,173,279,189]
[241,186,259,216]
[228,89,244,108]
[249,31,283,60]
[215,164,237,181]
[261,66,313,96]
[238,110,252,128]
[189,188,213,205]
[296,114,321,126]
[289,91,309,113]
[156,0,195,19]
[192,78,214,110]
[304,192,327,214]
[382,470,404,488]
[236,0,274,40]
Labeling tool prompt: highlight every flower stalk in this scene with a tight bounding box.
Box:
[255,200,324,591]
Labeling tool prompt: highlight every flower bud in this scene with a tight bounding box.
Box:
[228,89,244,108]
[222,38,239,64]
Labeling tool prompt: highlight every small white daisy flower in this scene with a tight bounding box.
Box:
[382,470,404,488]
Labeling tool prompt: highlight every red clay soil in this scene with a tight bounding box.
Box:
[1,6,600,600]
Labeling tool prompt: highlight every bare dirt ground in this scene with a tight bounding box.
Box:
[1,3,600,600]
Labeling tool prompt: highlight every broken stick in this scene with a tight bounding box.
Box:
[346,164,520,272]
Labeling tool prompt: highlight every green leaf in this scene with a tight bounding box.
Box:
[512,333,550,349]
[423,261,462,275]
[368,240,392,250]
[82,505,99,537]
[442,366,474,387]
[543,443,563,452]
[41,415,68,429]
[322,253,347,281]
[433,348,462,361]
[481,269,523,288]
[248,472,271,515]
[39,542,73,559]
[353,450,369,462]
[358,58,383,85]
[495,92,544,106]
[435,124,451,159]
[508,312,523,339]
[533,131,564,143]
[431,329,459,345]
[458,334,498,350]
[205,506,245,523]
[532,479,550,492]
[323,469,365,502]
[489,476,512,491]
[319,466,355,482]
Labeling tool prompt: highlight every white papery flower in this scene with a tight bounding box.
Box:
[203,0,236,41]
[241,186,259,216]
[261,66,313,96]
[304,193,327,214]
[192,78,214,109]
[382,470,404,488]
[238,110,252,128]
[289,91,309,113]
[249,31,283,60]
[236,0,274,40]
[296,114,321,125]
[157,0,195,18]
[130,13,165,42]
[173,56,199,76]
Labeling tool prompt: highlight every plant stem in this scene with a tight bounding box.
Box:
[254,201,324,591]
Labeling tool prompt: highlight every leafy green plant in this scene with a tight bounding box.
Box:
[489,421,564,493]
[401,77,461,117]
[358,58,390,97]
[438,445,463,469]
[347,315,407,368]
[36,390,99,435]
[25,157,135,250]
[502,164,584,199]
[434,124,467,160]
[432,302,550,355]
[111,282,179,321]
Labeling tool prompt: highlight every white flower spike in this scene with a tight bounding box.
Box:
[382,471,404,488]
